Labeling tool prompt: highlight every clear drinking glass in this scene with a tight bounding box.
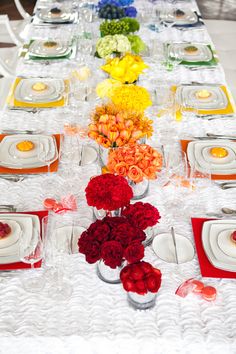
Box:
[19,231,45,292]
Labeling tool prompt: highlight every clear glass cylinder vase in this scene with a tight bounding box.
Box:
[93,207,121,220]
[96,260,125,284]
[128,179,149,200]
[127,291,157,310]
[143,226,154,247]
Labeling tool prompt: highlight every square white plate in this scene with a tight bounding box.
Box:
[28,40,71,58]
[14,78,65,103]
[167,43,213,62]
[161,9,198,25]
[0,134,58,169]
[202,220,236,272]
[0,214,40,263]
[176,85,228,110]
[187,140,236,175]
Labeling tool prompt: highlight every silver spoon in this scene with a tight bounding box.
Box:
[221,207,236,215]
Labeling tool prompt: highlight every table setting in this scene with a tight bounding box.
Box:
[0,0,236,352]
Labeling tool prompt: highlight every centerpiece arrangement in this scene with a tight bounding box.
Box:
[101,53,148,83]
[107,143,163,198]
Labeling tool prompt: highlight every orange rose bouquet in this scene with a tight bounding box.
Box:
[88,103,153,148]
[107,144,163,183]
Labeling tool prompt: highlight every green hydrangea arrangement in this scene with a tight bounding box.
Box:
[127,35,146,54]
[100,18,140,36]
[96,34,131,59]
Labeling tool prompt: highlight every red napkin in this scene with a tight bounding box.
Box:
[191,217,236,278]
[0,210,48,270]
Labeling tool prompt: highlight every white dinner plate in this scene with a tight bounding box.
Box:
[0,219,21,249]
[187,140,236,175]
[37,8,72,23]
[14,78,65,103]
[28,40,71,58]
[217,228,236,258]
[202,219,236,272]
[53,225,86,254]
[176,85,228,110]
[167,43,213,62]
[152,232,194,263]
[0,214,39,263]
[0,134,58,169]
[161,9,198,25]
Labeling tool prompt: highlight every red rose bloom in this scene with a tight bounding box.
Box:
[122,202,161,230]
[85,240,101,264]
[101,240,123,268]
[88,220,110,243]
[110,222,136,247]
[120,261,162,295]
[124,242,144,264]
[85,174,133,211]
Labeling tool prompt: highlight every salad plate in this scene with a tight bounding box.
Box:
[37,8,72,23]
[217,228,236,258]
[0,219,21,249]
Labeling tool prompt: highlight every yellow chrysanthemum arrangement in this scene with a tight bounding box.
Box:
[101,53,148,84]
[110,84,152,112]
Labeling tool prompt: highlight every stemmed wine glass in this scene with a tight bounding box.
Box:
[19,231,45,293]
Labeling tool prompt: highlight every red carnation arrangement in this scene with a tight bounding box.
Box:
[85,173,133,211]
[120,261,162,295]
[122,202,161,230]
[0,222,11,238]
[78,216,145,268]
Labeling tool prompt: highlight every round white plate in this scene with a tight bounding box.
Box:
[152,232,194,263]
[81,146,98,166]
[0,219,21,249]
[217,228,236,259]
[201,146,235,165]
[53,225,86,254]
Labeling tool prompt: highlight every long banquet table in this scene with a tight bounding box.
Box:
[0,0,236,353]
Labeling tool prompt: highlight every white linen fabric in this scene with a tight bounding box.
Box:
[0,0,236,353]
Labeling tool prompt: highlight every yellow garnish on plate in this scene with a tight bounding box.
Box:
[196,89,212,99]
[43,41,58,48]
[210,147,228,158]
[16,140,35,152]
[184,45,199,54]
[32,82,48,92]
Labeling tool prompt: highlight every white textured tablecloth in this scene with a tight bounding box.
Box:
[0,0,236,353]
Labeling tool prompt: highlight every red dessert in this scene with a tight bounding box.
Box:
[0,222,11,238]
[192,280,204,293]
[230,231,236,244]
[201,286,217,301]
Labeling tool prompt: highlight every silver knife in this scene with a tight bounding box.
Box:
[206,133,236,140]
[171,227,179,264]
[0,129,43,135]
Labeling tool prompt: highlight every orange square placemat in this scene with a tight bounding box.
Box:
[0,134,61,174]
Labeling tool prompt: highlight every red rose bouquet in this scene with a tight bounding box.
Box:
[122,202,161,230]
[120,261,162,295]
[85,173,133,211]
[78,216,145,268]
